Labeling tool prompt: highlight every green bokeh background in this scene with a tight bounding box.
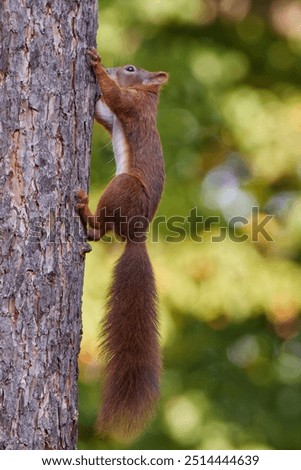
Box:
[78,0,301,450]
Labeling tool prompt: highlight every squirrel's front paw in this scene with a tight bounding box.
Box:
[87,47,101,66]
[75,189,88,210]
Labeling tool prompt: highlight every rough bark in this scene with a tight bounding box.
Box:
[0,0,98,449]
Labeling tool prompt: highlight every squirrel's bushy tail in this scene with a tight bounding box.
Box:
[96,240,161,440]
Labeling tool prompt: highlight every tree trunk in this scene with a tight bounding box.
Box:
[0,0,98,449]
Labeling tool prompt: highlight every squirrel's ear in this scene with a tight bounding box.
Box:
[144,71,169,86]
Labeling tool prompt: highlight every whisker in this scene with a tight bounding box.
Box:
[106,153,115,165]
[98,139,113,151]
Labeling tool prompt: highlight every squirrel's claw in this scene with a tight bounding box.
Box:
[75,189,88,211]
[87,47,101,65]
[75,189,88,202]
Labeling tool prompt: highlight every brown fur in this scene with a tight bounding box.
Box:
[97,241,161,438]
[76,48,168,439]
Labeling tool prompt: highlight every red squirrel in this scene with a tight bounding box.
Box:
[76,48,168,439]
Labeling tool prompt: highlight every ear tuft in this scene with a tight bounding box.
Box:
[154,72,169,85]
[144,71,169,86]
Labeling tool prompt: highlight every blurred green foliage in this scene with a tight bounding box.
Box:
[78,0,301,450]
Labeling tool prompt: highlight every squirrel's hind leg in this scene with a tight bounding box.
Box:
[76,189,106,241]
[86,227,102,241]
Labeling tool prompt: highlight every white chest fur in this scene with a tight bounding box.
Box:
[112,116,128,175]
[95,99,128,176]
[95,99,114,129]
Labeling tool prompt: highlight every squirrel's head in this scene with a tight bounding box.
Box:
[106,65,168,92]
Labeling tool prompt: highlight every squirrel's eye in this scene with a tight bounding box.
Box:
[125,65,136,72]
